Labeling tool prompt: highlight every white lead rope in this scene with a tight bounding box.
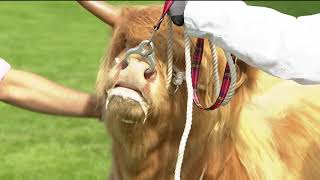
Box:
[222,52,237,105]
[169,20,237,180]
[166,18,174,89]
[173,36,238,180]
[209,40,221,98]
[174,26,194,180]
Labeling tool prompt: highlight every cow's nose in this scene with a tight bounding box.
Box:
[120,57,156,80]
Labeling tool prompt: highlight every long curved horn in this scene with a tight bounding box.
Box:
[77,1,120,27]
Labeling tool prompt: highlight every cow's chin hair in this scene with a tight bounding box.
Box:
[104,87,149,124]
[105,96,146,124]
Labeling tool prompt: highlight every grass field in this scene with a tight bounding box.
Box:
[0,1,319,180]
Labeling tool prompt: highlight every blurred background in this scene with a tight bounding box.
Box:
[0,1,319,180]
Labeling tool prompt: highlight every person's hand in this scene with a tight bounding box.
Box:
[168,1,187,26]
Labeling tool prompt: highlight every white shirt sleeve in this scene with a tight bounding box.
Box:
[0,58,11,82]
[184,1,320,85]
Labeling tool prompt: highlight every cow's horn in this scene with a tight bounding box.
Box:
[77,1,120,27]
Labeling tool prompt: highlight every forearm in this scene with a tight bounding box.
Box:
[184,1,320,84]
[0,69,100,118]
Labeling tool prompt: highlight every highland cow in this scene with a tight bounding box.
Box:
[79,2,320,180]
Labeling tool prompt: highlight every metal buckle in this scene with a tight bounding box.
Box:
[123,40,156,74]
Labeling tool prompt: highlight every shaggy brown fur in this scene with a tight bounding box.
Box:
[96,6,320,180]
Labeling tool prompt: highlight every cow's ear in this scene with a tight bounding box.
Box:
[235,59,248,89]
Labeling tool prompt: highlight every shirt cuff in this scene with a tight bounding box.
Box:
[0,58,11,82]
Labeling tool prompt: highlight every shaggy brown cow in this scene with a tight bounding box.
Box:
[80,2,320,180]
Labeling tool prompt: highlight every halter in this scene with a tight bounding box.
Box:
[122,1,237,179]
[123,40,156,75]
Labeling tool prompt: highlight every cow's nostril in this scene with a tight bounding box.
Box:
[144,69,157,80]
[120,60,129,70]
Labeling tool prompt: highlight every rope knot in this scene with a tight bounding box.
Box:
[172,67,185,86]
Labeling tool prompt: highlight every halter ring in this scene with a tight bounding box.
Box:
[123,40,156,74]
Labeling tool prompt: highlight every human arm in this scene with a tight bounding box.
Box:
[0,60,100,118]
[170,1,320,85]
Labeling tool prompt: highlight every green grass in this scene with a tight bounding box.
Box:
[0,1,111,180]
[246,1,320,16]
[0,1,319,180]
